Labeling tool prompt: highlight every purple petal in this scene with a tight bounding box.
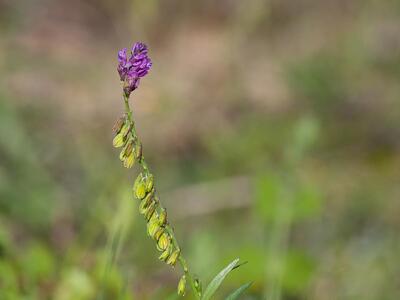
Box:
[137,69,148,77]
[132,42,148,55]
[118,48,127,63]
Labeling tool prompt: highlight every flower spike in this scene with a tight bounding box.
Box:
[113,42,202,299]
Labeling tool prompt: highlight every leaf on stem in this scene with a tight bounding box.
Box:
[224,282,252,300]
[201,258,240,300]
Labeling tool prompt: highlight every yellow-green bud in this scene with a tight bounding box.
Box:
[166,249,180,266]
[145,201,157,221]
[112,133,125,148]
[120,123,130,137]
[135,142,143,160]
[157,232,170,251]
[154,227,164,241]
[177,275,186,296]
[139,189,155,214]
[112,117,125,134]
[125,140,134,156]
[149,212,159,222]
[119,148,125,161]
[194,277,202,297]
[147,215,160,238]
[139,199,147,215]
[144,173,154,192]
[123,124,132,139]
[158,244,172,262]
[119,138,132,161]
[134,172,143,185]
[123,152,135,168]
[133,173,147,200]
[135,184,146,200]
[158,209,167,227]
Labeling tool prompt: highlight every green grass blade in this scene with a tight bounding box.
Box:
[202,258,240,300]
[225,282,252,300]
[232,261,248,271]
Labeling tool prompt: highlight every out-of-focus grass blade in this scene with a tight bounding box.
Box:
[225,282,252,300]
[201,258,240,300]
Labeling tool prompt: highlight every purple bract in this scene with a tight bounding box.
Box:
[118,42,152,96]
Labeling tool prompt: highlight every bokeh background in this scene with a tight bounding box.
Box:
[1,0,400,299]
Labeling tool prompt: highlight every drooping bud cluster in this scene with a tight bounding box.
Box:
[112,115,142,169]
[133,172,181,267]
[113,114,181,268]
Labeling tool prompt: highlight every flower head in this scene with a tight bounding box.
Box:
[117,42,152,96]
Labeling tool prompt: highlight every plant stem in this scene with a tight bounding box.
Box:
[123,94,200,299]
[166,226,200,299]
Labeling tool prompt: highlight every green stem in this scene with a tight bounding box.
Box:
[123,93,200,299]
[166,226,200,299]
[123,93,133,121]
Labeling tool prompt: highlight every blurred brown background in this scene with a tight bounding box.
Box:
[1,0,400,299]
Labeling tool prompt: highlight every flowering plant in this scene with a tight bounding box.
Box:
[112,42,251,299]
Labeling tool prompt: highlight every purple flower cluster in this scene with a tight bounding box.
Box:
[118,42,152,96]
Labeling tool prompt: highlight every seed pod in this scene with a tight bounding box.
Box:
[194,277,202,297]
[158,244,172,262]
[119,136,133,161]
[120,122,130,137]
[123,151,135,168]
[177,275,186,296]
[166,249,180,266]
[154,227,164,241]
[133,173,147,200]
[139,188,155,214]
[112,117,125,134]
[158,209,167,227]
[119,148,126,161]
[124,140,134,156]
[135,142,143,160]
[149,211,159,223]
[147,221,160,238]
[124,128,132,141]
[157,232,170,251]
[112,133,125,148]
[144,200,157,221]
[139,198,148,214]
[135,183,146,200]
[120,138,132,161]
[147,214,160,238]
[144,173,154,192]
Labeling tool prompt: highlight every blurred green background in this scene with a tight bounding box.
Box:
[1,0,400,299]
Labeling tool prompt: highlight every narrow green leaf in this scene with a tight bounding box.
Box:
[202,258,240,300]
[225,282,252,300]
[232,261,248,271]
